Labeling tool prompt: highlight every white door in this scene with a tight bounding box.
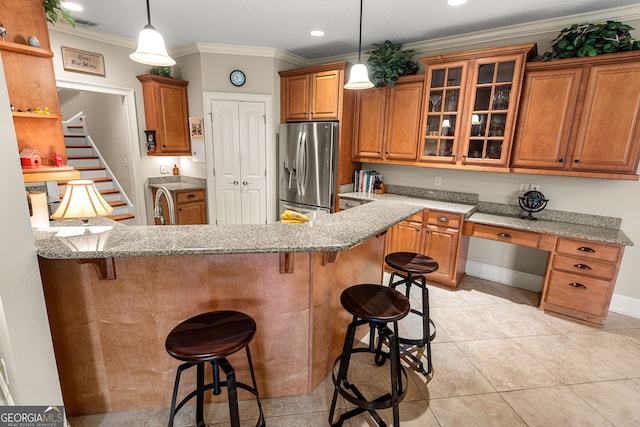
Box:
[211,99,267,224]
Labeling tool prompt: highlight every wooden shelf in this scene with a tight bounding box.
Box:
[22,166,80,183]
[12,111,62,119]
[0,40,53,58]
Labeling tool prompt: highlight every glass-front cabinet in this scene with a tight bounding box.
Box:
[419,44,536,169]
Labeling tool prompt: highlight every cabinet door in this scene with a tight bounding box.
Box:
[419,62,468,163]
[177,201,207,224]
[511,67,582,169]
[421,224,459,284]
[385,220,423,255]
[156,83,191,154]
[461,55,526,166]
[310,69,341,120]
[384,79,423,161]
[282,74,310,121]
[353,87,386,159]
[571,62,640,173]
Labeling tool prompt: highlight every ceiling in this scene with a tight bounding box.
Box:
[67,0,639,59]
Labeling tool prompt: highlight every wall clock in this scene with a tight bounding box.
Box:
[230,69,246,87]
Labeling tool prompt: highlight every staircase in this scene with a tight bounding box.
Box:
[61,113,136,224]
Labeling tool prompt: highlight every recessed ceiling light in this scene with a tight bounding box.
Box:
[60,2,83,11]
[310,30,325,37]
[448,0,468,5]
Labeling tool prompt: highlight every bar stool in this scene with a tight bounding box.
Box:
[385,251,438,375]
[329,284,410,427]
[165,310,265,427]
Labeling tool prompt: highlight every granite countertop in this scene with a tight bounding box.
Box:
[33,186,632,260]
[148,176,206,192]
[34,201,423,260]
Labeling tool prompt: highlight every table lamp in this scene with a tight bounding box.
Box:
[50,180,113,224]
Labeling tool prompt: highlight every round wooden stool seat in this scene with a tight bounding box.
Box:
[385,251,438,275]
[340,284,410,323]
[166,310,256,362]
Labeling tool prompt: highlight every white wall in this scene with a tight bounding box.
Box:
[0,56,63,405]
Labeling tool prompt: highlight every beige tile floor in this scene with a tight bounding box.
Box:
[68,275,640,426]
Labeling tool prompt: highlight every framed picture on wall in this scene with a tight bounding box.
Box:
[189,117,204,140]
[61,46,106,77]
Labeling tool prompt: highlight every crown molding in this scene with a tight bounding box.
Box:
[170,42,309,66]
[49,23,137,49]
[403,4,640,56]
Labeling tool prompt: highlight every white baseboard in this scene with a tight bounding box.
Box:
[465,260,543,293]
[466,261,640,319]
[609,293,640,319]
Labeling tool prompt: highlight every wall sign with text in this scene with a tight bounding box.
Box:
[61,46,106,77]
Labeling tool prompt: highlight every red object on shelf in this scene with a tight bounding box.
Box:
[20,148,45,167]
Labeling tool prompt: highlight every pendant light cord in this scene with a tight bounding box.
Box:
[357,0,363,62]
[146,0,152,26]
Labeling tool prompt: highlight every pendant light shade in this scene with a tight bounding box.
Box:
[130,0,176,66]
[344,0,374,90]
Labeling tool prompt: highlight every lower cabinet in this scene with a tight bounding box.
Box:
[540,237,623,324]
[385,210,468,288]
[153,188,207,225]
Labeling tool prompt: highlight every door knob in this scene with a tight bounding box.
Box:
[243,181,249,185]
[229,180,239,185]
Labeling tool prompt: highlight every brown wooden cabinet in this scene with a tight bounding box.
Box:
[153,188,207,225]
[279,63,347,122]
[511,51,640,180]
[419,44,536,170]
[137,74,191,156]
[352,75,424,162]
[0,0,79,182]
[385,209,468,288]
[540,237,624,325]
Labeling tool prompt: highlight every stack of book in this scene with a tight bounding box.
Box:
[353,170,383,193]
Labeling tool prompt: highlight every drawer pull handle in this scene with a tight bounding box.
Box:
[569,282,587,289]
[574,263,592,270]
[577,246,595,253]
[346,202,354,207]
[437,217,449,223]
[187,194,196,199]
[497,232,512,239]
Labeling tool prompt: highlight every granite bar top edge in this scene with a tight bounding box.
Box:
[148,176,206,191]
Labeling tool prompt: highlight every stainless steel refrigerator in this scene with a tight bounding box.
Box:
[278,122,339,214]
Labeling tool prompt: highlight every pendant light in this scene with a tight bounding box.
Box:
[129,0,176,66]
[344,0,374,90]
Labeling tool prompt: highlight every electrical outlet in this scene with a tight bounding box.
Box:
[160,164,169,174]
[519,183,530,192]
[531,184,541,191]
[435,175,442,186]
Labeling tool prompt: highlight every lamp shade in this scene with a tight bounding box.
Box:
[344,63,374,90]
[51,180,113,222]
[129,24,176,66]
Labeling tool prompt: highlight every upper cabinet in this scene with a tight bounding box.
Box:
[0,0,79,182]
[279,62,347,122]
[511,51,640,179]
[419,44,536,170]
[352,75,424,162]
[137,74,191,156]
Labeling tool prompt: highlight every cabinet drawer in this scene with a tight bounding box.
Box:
[176,190,204,204]
[425,211,461,229]
[556,238,621,263]
[470,224,540,248]
[552,254,617,281]
[544,270,612,317]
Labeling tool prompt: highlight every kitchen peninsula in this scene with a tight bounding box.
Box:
[34,193,632,415]
[35,200,473,415]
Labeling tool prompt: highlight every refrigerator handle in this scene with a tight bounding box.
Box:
[296,132,307,196]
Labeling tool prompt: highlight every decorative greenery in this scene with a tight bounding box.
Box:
[366,40,419,87]
[150,66,173,78]
[541,20,639,61]
[43,0,76,27]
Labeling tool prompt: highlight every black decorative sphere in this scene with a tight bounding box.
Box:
[518,190,548,221]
